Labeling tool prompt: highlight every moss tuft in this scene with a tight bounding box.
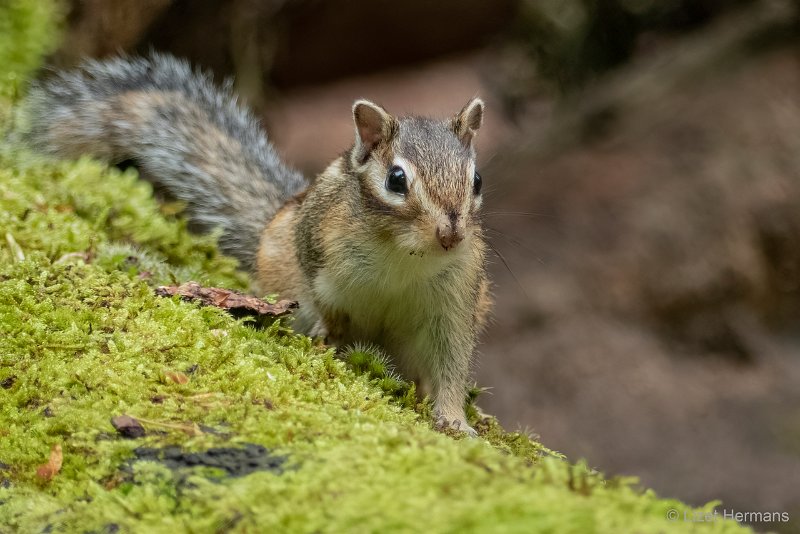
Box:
[0,151,248,289]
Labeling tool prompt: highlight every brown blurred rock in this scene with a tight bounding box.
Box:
[484,1,800,356]
[264,0,516,88]
[52,0,517,99]
[478,13,800,524]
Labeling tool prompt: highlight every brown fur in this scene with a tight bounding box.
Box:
[257,98,490,434]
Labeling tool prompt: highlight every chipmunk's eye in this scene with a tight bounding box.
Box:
[473,171,482,195]
[386,165,408,195]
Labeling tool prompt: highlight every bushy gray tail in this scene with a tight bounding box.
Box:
[24,53,306,272]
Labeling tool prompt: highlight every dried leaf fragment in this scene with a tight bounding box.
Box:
[165,371,189,385]
[111,414,146,438]
[36,444,62,481]
[155,282,298,317]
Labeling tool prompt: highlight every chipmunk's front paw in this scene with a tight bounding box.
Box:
[434,413,478,437]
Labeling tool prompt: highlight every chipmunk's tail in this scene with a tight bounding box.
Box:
[24,53,306,272]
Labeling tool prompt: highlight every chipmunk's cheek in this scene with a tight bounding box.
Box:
[393,221,428,251]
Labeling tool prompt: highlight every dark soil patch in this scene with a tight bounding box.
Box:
[132,444,287,478]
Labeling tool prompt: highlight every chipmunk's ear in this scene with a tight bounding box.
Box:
[452,97,484,149]
[352,99,397,165]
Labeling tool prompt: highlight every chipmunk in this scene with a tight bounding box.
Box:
[24,54,491,435]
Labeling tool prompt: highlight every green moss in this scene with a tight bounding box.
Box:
[0,4,748,531]
[0,151,247,289]
[339,343,419,411]
[0,0,62,119]
[0,247,747,532]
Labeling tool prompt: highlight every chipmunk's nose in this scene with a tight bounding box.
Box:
[436,212,465,251]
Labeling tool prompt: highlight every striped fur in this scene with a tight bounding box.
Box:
[24,53,306,271]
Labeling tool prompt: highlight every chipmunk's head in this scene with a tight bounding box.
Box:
[348,98,485,256]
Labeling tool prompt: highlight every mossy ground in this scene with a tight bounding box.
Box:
[0,2,748,532]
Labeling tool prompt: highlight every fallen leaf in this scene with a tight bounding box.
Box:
[111,414,146,438]
[155,282,298,318]
[36,444,63,481]
[165,371,189,385]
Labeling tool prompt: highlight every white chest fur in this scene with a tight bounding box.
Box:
[311,237,469,369]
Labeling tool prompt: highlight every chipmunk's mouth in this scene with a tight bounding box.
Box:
[413,231,473,259]
[393,219,473,259]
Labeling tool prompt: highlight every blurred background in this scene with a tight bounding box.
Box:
[43,0,800,530]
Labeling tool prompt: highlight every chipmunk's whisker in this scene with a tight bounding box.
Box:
[483,211,552,219]
[485,240,532,302]
[485,227,545,264]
